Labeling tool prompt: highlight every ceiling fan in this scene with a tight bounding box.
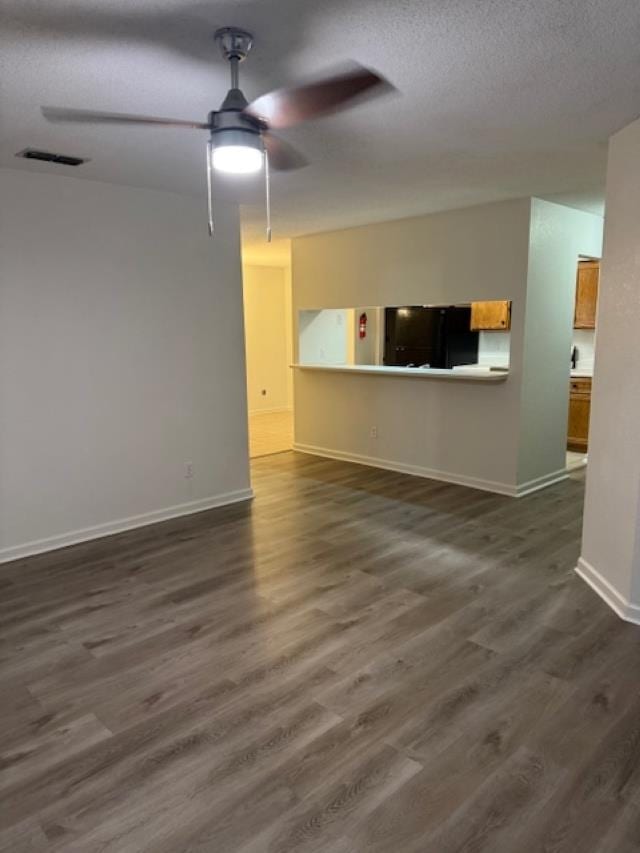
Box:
[41,27,392,240]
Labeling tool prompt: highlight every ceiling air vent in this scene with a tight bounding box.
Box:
[15,148,89,167]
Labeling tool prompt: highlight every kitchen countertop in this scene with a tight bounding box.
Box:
[571,369,593,378]
[293,364,508,382]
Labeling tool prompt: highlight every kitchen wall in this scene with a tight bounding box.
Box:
[571,329,595,372]
[0,168,251,562]
[472,253,602,386]
[578,115,640,622]
[303,311,511,368]
[299,306,383,367]
[243,265,292,413]
[477,331,511,368]
[352,307,382,365]
[292,197,603,495]
[299,309,349,365]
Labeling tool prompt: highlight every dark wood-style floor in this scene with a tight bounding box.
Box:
[2,452,640,852]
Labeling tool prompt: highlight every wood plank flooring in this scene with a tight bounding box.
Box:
[2,452,640,852]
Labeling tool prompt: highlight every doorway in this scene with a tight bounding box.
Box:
[241,241,294,459]
[566,257,599,471]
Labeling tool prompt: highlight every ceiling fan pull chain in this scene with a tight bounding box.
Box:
[264,148,272,243]
[206,139,214,237]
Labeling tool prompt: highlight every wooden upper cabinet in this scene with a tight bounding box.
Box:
[470,300,511,331]
[574,260,599,329]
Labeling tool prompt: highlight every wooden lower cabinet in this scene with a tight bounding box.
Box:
[567,377,591,452]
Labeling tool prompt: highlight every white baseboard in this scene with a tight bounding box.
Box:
[0,488,254,565]
[515,468,570,497]
[291,443,496,497]
[294,443,569,499]
[575,557,640,625]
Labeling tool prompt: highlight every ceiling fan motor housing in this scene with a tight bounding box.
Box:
[209,108,263,154]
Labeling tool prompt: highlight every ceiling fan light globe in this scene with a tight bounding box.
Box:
[212,144,263,174]
[211,126,263,174]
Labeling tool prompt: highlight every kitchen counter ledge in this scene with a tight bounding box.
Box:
[293,364,508,382]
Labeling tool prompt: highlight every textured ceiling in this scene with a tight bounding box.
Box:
[2,0,639,241]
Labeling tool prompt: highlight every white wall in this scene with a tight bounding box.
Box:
[578,116,640,622]
[518,199,603,484]
[292,198,603,495]
[0,168,251,561]
[242,265,291,413]
[293,199,532,493]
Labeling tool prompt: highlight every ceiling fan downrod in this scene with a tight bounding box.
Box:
[208,27,271,241]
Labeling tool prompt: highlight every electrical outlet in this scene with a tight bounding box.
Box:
[370,426,378,439]
[185,462,194,479]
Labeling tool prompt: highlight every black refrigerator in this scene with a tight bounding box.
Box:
[384,306,479,369]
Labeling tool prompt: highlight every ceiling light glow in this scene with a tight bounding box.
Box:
[212,145,263,174]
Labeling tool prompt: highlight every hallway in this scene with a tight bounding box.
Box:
[248,409,293,458]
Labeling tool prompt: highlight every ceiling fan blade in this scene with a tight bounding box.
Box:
[263,133,308,171]
[244,63,393,129]
[41,106,210,130]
